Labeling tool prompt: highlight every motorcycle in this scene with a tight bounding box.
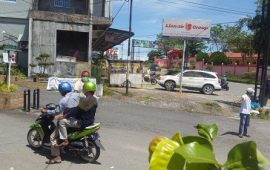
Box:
[143,72,160,85]
[27,103,104,163]
[221,78,229,91]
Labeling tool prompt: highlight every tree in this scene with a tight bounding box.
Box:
[187,40,207,56]
[209,52,229,65]
[156,34,206,56]
[196,52,209,62]
[210,23,255,54]
[147,50,163,62]
[30,53,54,77]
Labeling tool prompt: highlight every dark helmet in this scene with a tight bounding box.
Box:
[58,82,72,96]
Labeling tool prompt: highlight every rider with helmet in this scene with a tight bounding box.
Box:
[46,81,98,164]
[41,82,80,116]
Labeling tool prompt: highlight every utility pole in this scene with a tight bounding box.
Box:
[179,40,186,93]
[257,0,270,106]
[125,0,133,95]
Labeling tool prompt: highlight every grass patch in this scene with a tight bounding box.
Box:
[227,72,256,84]
[251,108,270,120]
[202,102,222,112]
[0,82,18,92]
[122,92,133,97]
[110,88,133,97]
[103,86,114,96]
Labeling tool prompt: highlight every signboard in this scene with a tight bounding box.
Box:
[133,39,165,49]
[105,48,118,59]
[162,18,211,39]
[3,53,9,63]
[47,77,96,90]
[3,44,17,51]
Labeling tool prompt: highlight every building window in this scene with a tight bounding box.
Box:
[54,0,70,8]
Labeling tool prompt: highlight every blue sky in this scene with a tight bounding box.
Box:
[111,0,257,60]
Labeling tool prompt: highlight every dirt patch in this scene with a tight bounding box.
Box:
[108,87,239,117]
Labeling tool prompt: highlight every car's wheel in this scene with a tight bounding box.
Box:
[202,84,214,95]
[165,80,175,91]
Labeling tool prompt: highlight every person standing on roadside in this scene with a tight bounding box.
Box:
[236,88,254,138]
[74,70,90,92]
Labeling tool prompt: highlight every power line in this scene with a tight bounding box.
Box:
[156,0,255,16]
[112,0,127,21]
[176,0,253,15]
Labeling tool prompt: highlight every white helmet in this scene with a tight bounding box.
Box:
[246,88,255,94]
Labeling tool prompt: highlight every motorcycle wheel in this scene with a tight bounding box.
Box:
[27,129,43,149]
[226,86,229,91]
[151,79,157,85]
[79,139,100,163]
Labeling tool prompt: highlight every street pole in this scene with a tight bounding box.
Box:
[179,40,186,93]
[126,0,133,95]
[8,59,11,90]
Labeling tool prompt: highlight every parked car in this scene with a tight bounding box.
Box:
[157,70,222,94]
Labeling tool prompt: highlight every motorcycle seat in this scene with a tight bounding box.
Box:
[85,122,100,129]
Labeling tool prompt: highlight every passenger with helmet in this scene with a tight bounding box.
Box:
[235,87,254,138]
[46,81,98,164]
[74,70,90,92]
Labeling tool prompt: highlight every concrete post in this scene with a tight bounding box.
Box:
[88,0,93,76]
[28,17,33,77]
[109,0,112,19]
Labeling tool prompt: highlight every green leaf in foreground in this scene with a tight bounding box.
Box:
[149,139,180,170]
[196,123,218,141]
[223,141,269,170]
[171,131,184,145]
[183,136,214,150]
[174,142,220,166]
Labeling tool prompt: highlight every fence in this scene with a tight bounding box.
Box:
[196,61,257,76]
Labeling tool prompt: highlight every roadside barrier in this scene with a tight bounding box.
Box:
[23,89,30,112]
[23,88,40,112]
[32,89,40,109]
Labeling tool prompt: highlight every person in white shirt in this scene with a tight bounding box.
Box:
[74,70,90,92]
[236,88,254,138]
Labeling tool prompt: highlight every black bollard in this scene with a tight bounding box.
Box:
[27,89,31,112]
[32,89,36,109]
[37,89,40,109]
[23,90,27,111]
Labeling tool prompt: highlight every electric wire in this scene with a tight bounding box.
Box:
[156,0,255,16]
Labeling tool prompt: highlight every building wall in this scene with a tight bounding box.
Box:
[31,20,91,76]
[93,0,104,17]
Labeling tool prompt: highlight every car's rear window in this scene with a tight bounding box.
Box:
[200,72,216,79]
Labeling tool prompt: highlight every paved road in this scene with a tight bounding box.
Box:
[1,91,270,170]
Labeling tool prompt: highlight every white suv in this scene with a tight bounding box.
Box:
[157,70,221,94]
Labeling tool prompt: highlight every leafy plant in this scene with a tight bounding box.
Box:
[210,52,229,65]
[196,52,209,62]
[148,123,269,170]
[30,53,54,77]
[0,82,18,92]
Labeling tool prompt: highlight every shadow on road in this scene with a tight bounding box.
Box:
[220,131,239,137]
[26,145,101,165]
